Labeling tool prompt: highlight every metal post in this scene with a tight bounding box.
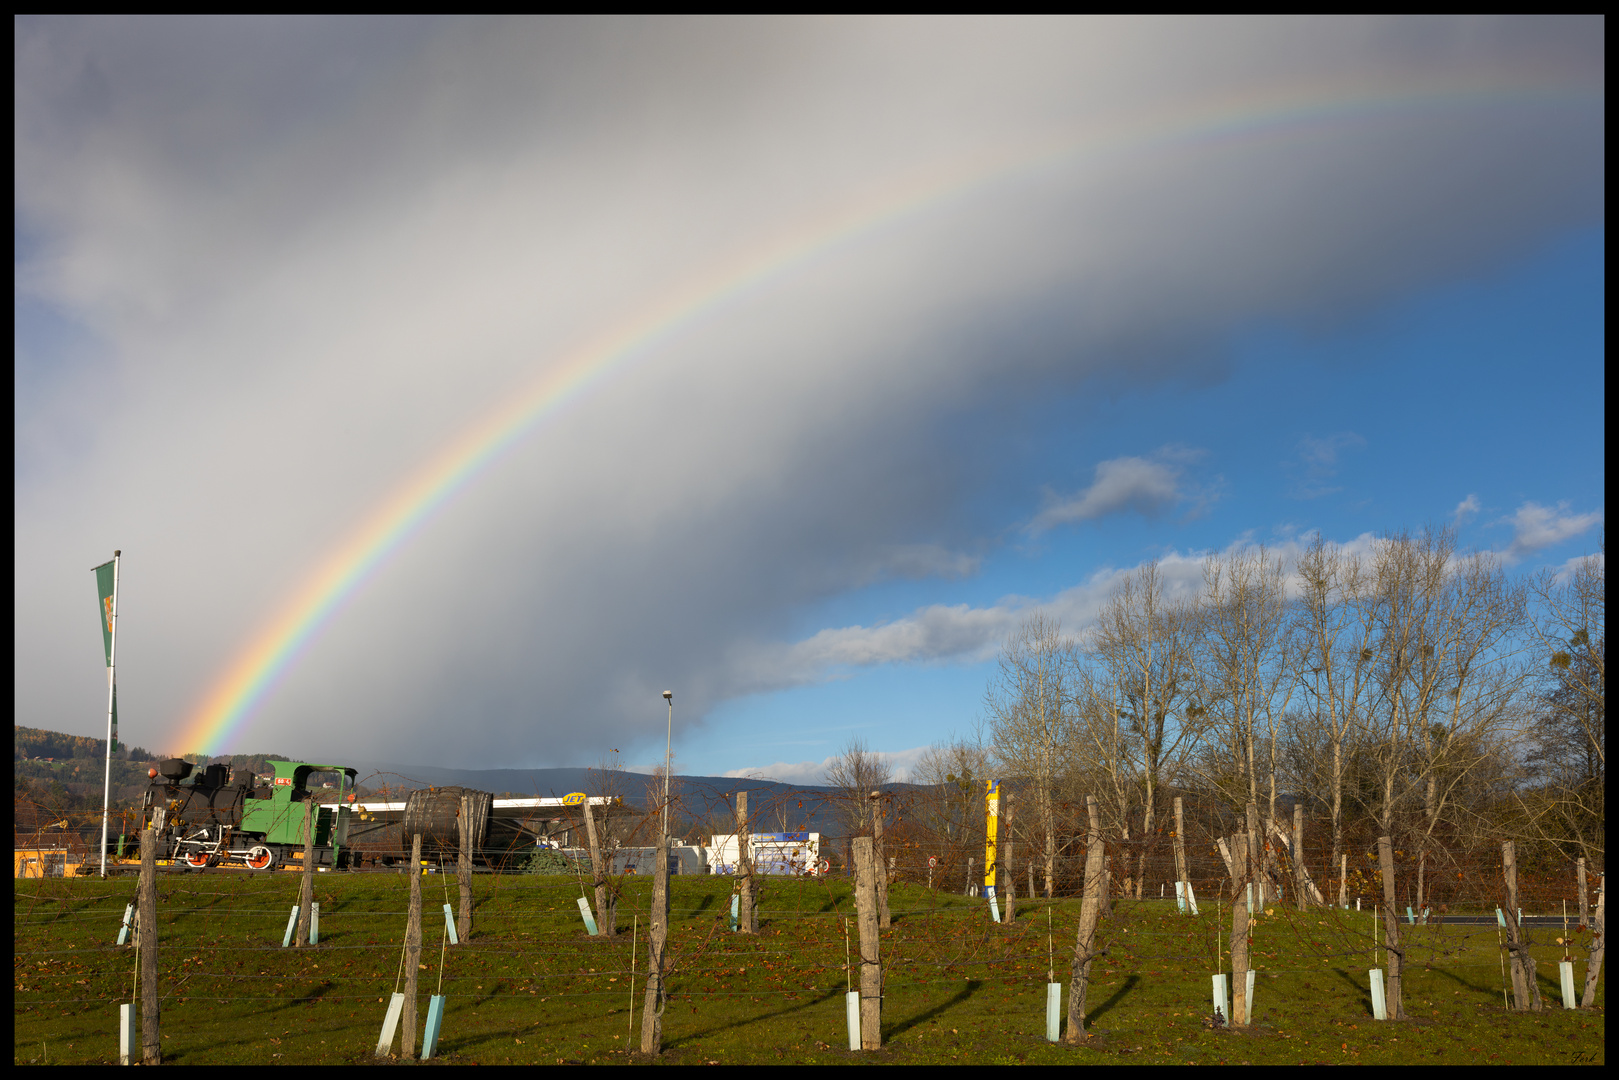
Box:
[98,550,121,878]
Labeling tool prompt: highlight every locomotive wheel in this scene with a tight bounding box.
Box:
[185,851,211,869]
[245,846,276,871]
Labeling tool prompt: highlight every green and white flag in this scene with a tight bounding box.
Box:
[95,559,116,665]
[94,558,118,752]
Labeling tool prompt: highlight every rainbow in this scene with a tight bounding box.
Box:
[176,73,1587,755]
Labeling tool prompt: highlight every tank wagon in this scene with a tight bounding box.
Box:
[143,757,357,870]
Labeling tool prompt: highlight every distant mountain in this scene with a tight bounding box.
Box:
[349,761,924,839]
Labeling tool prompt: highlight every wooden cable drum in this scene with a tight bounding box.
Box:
[401,787,493,858]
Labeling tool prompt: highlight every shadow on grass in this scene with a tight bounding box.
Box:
[1086,974,1140,1024]
[664,987,844,1047]
[1327,967,1373,1015]
[886,980,983,1038]
[1429,966,1496,996]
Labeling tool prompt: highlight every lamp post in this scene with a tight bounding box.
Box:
[661,691,673,842]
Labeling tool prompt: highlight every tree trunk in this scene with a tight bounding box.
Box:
[1377,836,1405,1019]
[640,836,670,1053]
[1063,796,1106,1042]
[403,833,423,1057]
[138,825,161,1065]
[1173,797,1190,912]
[1229,833,1251,1026]
[1293,803,1308,912]
[1577,858,1588,928]
[1500,841,1542,1011]
[853,836,883,1048]
[1581,873,1604,1008]
[583,800,613,936]
[1246,802,1262,907]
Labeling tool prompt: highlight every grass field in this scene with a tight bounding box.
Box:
[14,871,1604,1065]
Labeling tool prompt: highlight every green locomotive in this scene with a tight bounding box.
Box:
[145,757,358,870]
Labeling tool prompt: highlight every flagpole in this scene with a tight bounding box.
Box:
[99,550,121,879]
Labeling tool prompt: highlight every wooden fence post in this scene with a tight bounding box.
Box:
[1580,873,1604,1008]
[138,824,161,1064]
[403,833,423,1057]
[853,836,883,1048]
[737,791,757,933]
[1173,797,1190,914]
[870,792,891,929]
[457,794,474,942]
[582,800,614,936]
[1228,832,1251,1027]
[640,835,670,1054]
[1500,840,1542,1011]
[1377,836,1406,1019]
[1004,795,1016,924]
[1063,795,1106,1042]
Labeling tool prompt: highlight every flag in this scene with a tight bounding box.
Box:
[94,559,116,666]
[94,558,118,752]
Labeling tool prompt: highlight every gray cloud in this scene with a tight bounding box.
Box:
[13,17,1604,766]
[1030,449,1201,531]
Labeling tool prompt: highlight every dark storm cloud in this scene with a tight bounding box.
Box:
[14,17,1603,765]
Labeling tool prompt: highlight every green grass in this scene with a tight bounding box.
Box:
[14,872,1604,1065]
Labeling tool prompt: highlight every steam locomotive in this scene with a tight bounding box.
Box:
[143,757,358,870]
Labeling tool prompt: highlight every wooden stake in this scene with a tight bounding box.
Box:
[457,794,474,942]
[296,797,316,946]
[1004,795,1016,924]
[1377,836,1406,1019]
[871,792,891,929]
[1063,795,1105,1042]
[403,833,423,1056]
[737,791,757,934]
[138,825,161,1065]
[852,836,883,1048]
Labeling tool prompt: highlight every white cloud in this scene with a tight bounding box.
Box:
[1503,501,1604,562]
[1454,494,1481,523]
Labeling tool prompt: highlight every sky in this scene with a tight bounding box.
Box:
[15,17,1605,783]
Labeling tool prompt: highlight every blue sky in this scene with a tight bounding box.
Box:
[14,19,1603,780]
[684,226,1605,780]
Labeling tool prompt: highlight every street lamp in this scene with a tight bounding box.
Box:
[661,691,673,842]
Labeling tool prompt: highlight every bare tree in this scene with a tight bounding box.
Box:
[1520,548,1605,864]
[1291,536,1381,888]
[983,610,1075,898]
[1081,560,1202,898]
[824,736,892,837]
[911,738,991,863]
[1364,530,1529,903]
